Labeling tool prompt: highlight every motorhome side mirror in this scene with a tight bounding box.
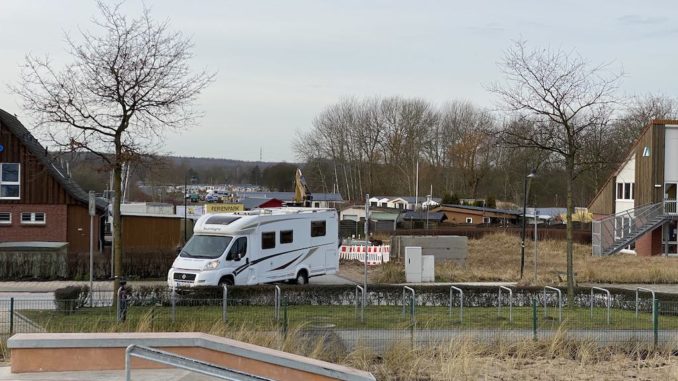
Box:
[246,258,249,264]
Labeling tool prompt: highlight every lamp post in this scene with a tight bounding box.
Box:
[183,174,188,242]
[520,169,537,279]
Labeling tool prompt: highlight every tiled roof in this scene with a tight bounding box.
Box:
[437,204,521,215]
[0,109,108,210]
[402,211,447,221]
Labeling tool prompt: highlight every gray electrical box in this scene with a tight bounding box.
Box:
[405,246,422,283]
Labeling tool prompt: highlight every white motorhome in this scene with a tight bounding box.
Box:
[168,207,339,287]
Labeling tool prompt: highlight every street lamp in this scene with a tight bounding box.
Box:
[520,169,537,279]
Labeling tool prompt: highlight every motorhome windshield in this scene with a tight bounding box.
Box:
[180,235,232,259]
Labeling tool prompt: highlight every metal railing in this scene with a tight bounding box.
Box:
[543,286,562,322]
[664,199,677,215]
[498,286,513,322]
[449,286,463,323]
[402,286,415,324]
[125,344,271,381]
[355,285,365,322]
[636,287,656,319]
[274,285,281,322]
[593,202,669,256]
[590,287,611,325]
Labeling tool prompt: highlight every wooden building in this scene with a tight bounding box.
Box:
[589,120,678,256]
[0,109,107,254]
[432,205,519,225]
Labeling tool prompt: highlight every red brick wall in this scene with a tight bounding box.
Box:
[0,204,68,243]
[635,227,663,256]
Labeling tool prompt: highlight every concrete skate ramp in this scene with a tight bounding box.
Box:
[8,332,375,381]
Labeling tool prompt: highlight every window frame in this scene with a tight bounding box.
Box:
[0,212,11,225]
[261,231,276,250]
[616,182,635,200]
[280,230,294,244]
[465,217,473,224]
[20,212,46,225]
[311,220,326,237]
[482,217,491,224]
[0,163,21,200]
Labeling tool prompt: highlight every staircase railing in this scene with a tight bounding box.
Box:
[593,202,667,256]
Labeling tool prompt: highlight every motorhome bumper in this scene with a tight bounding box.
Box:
[167,268,224,287]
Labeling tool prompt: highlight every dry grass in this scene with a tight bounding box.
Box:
[3,313,678,380]
[372,232,678,285]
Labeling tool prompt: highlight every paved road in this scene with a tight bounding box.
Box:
[0,274,354,294]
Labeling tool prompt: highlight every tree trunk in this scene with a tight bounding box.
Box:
[566,155,576,307]
[112,158,123,309]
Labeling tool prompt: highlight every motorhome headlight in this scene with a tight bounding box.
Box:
[203,260,220,271]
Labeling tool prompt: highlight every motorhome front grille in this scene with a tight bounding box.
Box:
[173,272,196,281]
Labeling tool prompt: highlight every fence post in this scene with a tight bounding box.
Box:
[653,300,659,348]
[222,285,228,323]
[171,286,176,323]
[532,298,537,341]
[9,298,14,336]
[283,298,288,340]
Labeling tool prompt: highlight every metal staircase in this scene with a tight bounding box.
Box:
[592,201,677,256]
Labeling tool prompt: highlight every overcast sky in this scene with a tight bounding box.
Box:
[1,1,677,162]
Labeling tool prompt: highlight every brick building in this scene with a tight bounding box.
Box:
[0,109,107,253]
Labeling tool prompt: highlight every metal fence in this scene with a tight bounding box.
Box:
[2,287,677,352]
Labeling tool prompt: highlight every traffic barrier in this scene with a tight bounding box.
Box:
[339,245,390,265]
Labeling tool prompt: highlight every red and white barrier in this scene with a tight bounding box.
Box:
[339,245,390,265]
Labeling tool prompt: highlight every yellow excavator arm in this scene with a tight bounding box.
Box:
[294,168,313,207]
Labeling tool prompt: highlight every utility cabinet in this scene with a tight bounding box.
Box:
[405,246,422,283]
[421,255,435,282]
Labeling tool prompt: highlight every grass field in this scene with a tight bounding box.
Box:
[21,304,666,332]
[15,304,678,380]
[365,232,678,285]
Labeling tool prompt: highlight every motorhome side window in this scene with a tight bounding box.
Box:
[280,230,293,244]
[311,220,326,237]
[262,232,276,249]
[226,237,247,260]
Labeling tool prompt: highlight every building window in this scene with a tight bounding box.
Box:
[616,182,634,200]
[370,202,378,207]
[261,232,275,249]
[465,217,473,224]
[482,217,491,224]
[21,212,46,225]
[0,212,11,225]
[280,230,293,244]
[0,163,20,199]
[311,220,326,237]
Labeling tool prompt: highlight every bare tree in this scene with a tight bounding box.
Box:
[13,2,213,298]
[489,41,622,303]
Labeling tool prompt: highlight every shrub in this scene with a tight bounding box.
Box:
[54,285,89,314]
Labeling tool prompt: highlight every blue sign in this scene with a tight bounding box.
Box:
[0,144,4,153]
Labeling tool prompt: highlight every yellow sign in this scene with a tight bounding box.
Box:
[204,204,244,214]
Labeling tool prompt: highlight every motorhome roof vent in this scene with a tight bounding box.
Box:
[205,216,241,225]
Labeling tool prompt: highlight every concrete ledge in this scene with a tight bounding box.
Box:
[8,332,375,381]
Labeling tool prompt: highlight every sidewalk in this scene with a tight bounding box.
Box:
[0,367,214,380]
